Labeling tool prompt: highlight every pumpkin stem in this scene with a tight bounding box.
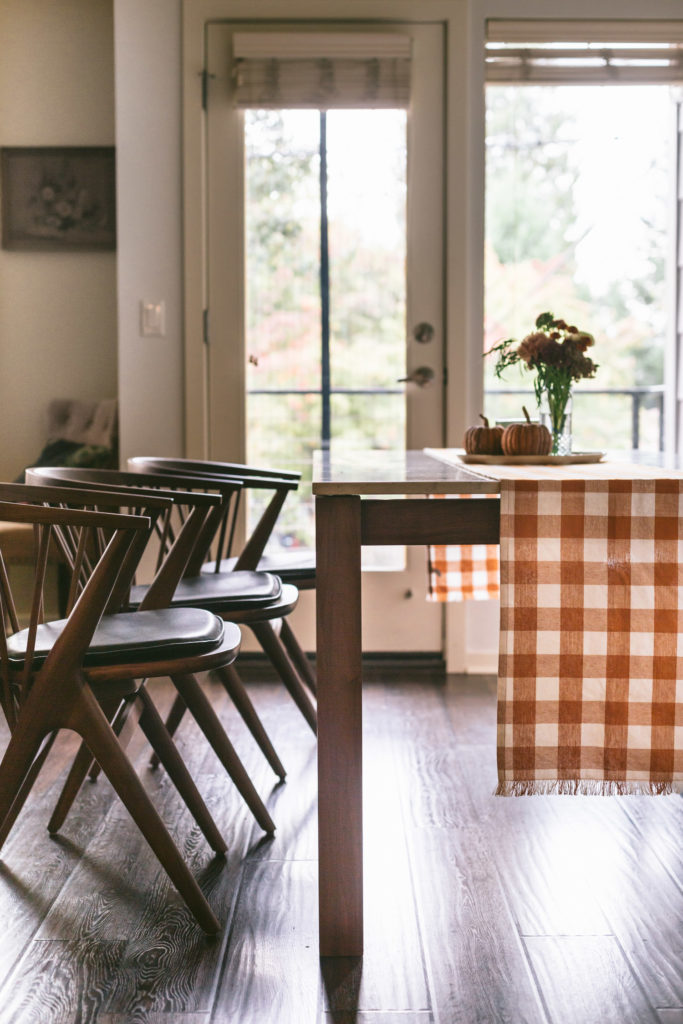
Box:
[479,414,490,427]
[522,406,532,424]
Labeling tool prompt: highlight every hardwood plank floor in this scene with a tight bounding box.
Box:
[0,669,679,1024]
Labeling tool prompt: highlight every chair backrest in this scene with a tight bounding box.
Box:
[0,496,149,729]
[0,479,170,616]
[23,467,239,594]
[128,456,300,572]
[129,455,301,484]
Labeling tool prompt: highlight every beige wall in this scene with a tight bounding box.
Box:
[114,0,184,463]
[0,0,117,481]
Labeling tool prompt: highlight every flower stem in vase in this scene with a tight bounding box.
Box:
[540,388,573,455]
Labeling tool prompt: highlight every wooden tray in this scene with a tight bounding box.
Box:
[460,451,605,466]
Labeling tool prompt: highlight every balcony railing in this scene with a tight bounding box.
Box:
[249,384,666,452]
[486,386,665,451]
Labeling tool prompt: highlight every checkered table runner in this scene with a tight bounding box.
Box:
[427,496,500,602]
[496,477,683,795]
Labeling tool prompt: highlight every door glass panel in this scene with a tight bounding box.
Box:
[245,110,320,550]
[328,109,406,410]
[484,85,673,453]
[245,108,407,563]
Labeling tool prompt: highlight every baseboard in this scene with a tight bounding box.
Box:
[236,651,446,682]
[464,651,499,675]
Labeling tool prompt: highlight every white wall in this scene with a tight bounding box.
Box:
[0,0,117,481]
[113,0,184,462]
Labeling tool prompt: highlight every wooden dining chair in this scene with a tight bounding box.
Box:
[20,472,282,824]
[0,496,242,933]
[37,465,316,730]
[128,456,317,697]
[24,468,308,783]
[125,462,317,732]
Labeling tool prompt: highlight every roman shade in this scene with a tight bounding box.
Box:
[486,20,683,85]
[232,32,411,108]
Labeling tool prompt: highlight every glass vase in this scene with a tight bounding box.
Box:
[540,391,573,456]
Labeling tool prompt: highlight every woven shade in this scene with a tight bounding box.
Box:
[232,32,411,109]
[486,19,683,84]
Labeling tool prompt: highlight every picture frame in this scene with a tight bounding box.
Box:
[1,146,116,251]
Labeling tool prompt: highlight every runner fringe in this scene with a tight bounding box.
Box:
[494,779,675,797]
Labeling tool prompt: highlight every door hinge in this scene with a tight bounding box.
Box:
[443,365,448,387]
[203,309,210,345]
[200,68,216,111]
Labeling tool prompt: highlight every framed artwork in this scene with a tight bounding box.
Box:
[1,146,116,251]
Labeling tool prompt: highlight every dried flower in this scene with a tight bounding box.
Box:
[486,311,598,411]
[485,312,598,448]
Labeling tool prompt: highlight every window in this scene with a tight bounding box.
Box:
[483,21,683,454]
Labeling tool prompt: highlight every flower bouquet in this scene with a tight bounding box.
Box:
[486,312,598,454]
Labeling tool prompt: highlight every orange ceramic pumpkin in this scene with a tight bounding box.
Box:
[464,414,504,455]
[501,407,552,456]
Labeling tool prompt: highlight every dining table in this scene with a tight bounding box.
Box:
[313,448,683,958]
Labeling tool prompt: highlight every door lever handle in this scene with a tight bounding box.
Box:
[397,366,435,388]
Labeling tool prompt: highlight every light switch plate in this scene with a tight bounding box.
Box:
[140,300,166,337]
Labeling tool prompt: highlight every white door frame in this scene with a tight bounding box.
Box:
[203,20,447,652]
[204,22,446,464]
[182,0,482,667]
[182,0,480,452]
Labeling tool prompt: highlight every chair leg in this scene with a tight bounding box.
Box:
[48,698,124,833]
[71,691,220,934]
[216,663,286,781]
[0,732,57,850]
[151,669,286,782]
[170,673,275,835]
[48,737,99,834]
[135,687,227,855]
[149,693,188,770]
[89,689,138,782]
[0,714,55,848]
[251,621,318,735]
[279,618,317,697]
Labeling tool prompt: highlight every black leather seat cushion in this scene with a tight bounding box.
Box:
[7,608,225,667]
[131,570,282,611]
[202,552,316,582]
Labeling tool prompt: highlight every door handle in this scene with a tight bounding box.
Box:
[397,366,435,387]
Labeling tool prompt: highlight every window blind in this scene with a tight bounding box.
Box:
[232,32,411,108]
[486,20,683,84]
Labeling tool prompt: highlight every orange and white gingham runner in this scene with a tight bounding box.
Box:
[427,496,500,602]
[497,477,683,795]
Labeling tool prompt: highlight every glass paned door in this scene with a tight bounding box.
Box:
[206,22,445,651]
[245,108,407,566]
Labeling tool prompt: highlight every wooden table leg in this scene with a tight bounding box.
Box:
[316,494,363,956]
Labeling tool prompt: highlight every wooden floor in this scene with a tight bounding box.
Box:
[0,668,680,1024]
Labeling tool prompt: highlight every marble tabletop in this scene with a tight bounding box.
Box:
[313,448,683,497]
[312,449,497,496]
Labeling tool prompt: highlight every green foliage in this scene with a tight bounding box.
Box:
[485,88,579,265]
[484,85,670,451]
